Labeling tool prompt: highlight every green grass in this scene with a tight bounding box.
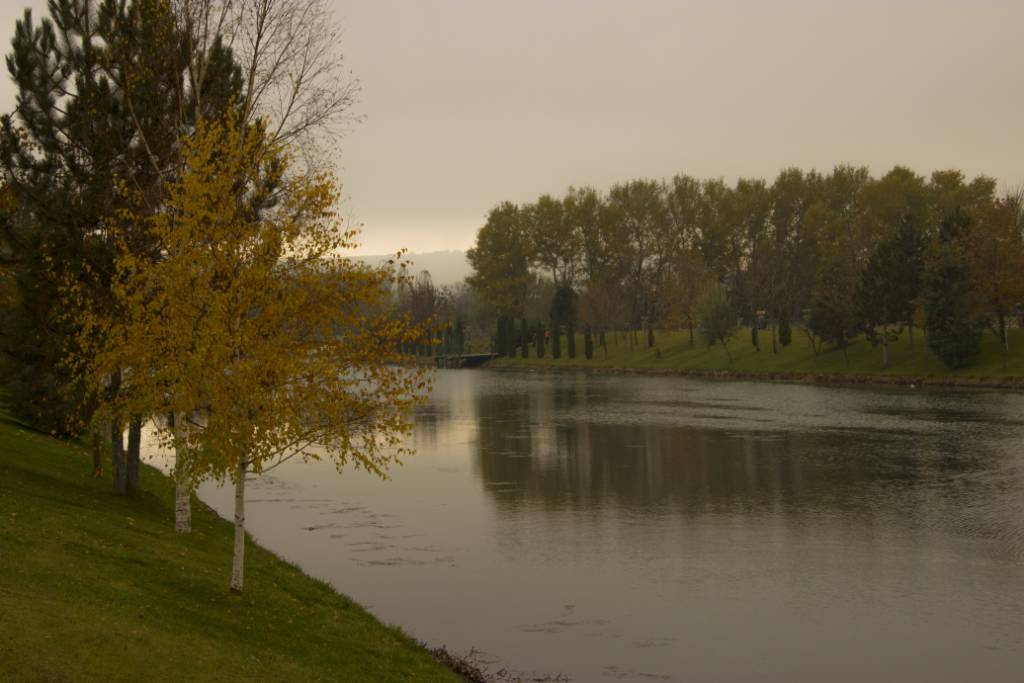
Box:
[0,409,458,682]
[494,327,1024,383]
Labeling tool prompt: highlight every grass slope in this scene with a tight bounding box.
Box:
[0,409,457,683]
[494,327,1024,382]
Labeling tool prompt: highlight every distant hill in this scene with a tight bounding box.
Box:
[354,250,471,287]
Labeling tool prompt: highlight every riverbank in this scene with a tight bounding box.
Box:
[488,327,1024,390]
[0,408,460,682]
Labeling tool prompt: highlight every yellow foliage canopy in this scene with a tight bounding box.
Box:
[72,116,428,482]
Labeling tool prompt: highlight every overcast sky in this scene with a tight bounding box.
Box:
[2,1,1022,255]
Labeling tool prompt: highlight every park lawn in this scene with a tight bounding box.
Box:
[0,408,458,683]
[494,326,1024,381]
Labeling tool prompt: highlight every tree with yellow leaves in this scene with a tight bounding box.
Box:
[70,114,427,592]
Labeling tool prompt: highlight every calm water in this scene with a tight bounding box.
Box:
[146,370,1024,681]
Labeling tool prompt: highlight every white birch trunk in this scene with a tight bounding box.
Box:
[173,413,191,534]
[230,460,247,594]
[174,476,192,534]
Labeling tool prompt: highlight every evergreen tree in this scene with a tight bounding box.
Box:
[567,323,576,358]
[454,317,465,354]
[924,209,983,368]
[495,316,508,356]
[807,253,860,364]
[584,327,594,360]
[778,317,792,347]
[0,0,240,495]
[854,220,925,366]
[550,283,576,361]
[535,323,545,358]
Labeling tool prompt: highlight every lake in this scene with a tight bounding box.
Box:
[145,370,1024,681]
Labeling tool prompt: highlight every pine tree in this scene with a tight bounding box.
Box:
[495,316,507,356]
[0,0,240,495]
[778,317,792,347]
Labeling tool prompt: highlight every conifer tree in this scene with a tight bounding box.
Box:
[0,0,240,495]
[924,208,984,368]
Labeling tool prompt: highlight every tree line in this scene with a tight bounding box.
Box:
[466,166,1024,368]
[0,0,424,594]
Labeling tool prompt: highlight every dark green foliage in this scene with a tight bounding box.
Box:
[506,317,517,358]
[924,211,984,369]
[807,254,860,362]
[779,317,792,347]
[552,324,561,359]
[698,288,737,362]
[0,0,242,438]
[535,323,545,358]
[584,327,593,359]
[567,323,576,358]
[454,318,465,354]
[495,316,516,356]
[854,219,926,364]
[520,318,528,358]
[551,285,577,325]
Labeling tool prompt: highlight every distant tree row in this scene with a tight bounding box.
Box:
[466,167,1024,368]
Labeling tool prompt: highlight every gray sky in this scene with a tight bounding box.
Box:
[2,1,1022,255]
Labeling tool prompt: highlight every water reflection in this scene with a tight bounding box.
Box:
[466,375,1020,533]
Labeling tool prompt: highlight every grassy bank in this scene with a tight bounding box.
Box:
[0,408,458,682]
[491,326,1024,386]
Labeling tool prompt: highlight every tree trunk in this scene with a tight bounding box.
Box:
[110,419,126,496]
[688,323,694,346]
[908,319,914,346]
[109,370,126,495]
[91,431,103,478]
[771,325,778,354]
[126,417,141,497]
[173,413,191,534]
[230,460,247,594]
[722,338,732,363]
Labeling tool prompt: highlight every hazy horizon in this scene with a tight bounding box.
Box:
[2,0,1021,255]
